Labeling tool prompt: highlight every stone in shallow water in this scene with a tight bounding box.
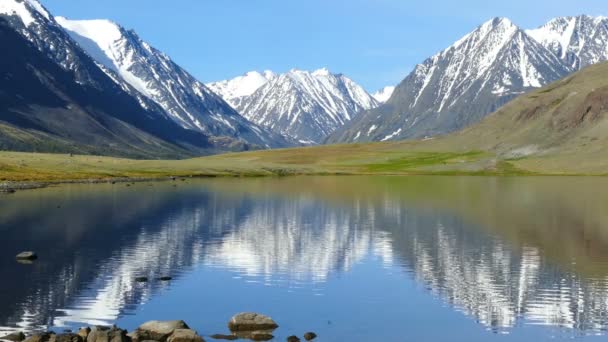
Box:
[286,336,300,342]
[15,251,37,260]
[227,313,278,332]
[54,333,82,342]
[208,334,237,340]
[23,332,54,342]
[77,328,91,341]
[86,326,129,342]
[1,332,26,342]
[131,320,190,342]
[303,332,317,341]
[166,329,204,342]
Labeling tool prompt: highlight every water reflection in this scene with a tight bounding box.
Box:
[1,177,607,339]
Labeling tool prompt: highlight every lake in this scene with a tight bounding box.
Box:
[1,176,608,341]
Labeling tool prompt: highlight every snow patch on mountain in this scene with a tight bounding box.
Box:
[372,86,395,103]
[207,70,275,106]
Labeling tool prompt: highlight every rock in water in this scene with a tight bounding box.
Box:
[1,332,26,342]
[54,333,82,342]
[227,313,278,332]
[134,277,149,282]
[286,336,300,342]
[86,326,129,342]
[208,334,237,341]
[15,251,37,260]
[131,321,190,342]
[77,328,91,341]
[303,332,317,341]
[23,333,54,342]
[166,329,204,342]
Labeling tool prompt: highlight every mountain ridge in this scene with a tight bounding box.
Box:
[209,68,379,143]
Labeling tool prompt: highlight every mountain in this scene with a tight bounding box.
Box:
[372,86,395,103]
[207,70,276,107]
[55,17,289,149]
[0,0,219,158]
[527,15,608,70]
[442,60,608,162]
[211,68,378,144]
[328,18,573,143]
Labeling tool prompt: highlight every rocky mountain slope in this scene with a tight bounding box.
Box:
[527,15,608,70]
[0,0,218,158]
[329,18,573,143]
[55,17,289,149]
[210,69,378,144]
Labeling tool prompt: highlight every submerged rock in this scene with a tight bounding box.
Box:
[227,313,278,332]
[1,332,26,342]
[232,332,273,341]
[15,251,37,260]
[286,336,300,342]
[130,320,190,342]
[303,332,317,341]
[159,276,172,281]
[134,277,149,283]
[208,334,237,341]
[166,329,204,342]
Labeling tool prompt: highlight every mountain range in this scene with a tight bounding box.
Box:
[209,69,379,144]
[1,0,608,157]
[328,16,608,144]
[0,0,290,158]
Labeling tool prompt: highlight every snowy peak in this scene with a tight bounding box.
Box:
[372,86,395,103]
[0,0,50,27]
[220,68,379,143]
[56,16,289,148]
[526,15,608,69]
[207,70,276,104]
[329,16,572,144]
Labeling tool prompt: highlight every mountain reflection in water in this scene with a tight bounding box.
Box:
[0,176,607,340]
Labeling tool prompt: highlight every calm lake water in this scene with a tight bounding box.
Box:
[1,176,608,341]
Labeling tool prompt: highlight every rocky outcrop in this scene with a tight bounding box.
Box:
[165,329,204,342]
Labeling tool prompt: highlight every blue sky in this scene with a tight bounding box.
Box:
[43,0,607,92]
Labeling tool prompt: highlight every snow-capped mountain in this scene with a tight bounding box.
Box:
[372,86,395,103]
[212,68,379,143]
[55,17,289,149]
[0,0,225,157]
[207,70,276,106]
[527,15,608,70]
[329,18,572,143]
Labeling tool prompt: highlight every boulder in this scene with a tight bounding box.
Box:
[286,336,300,342]
[158,277,172,281]
[86,326,129,342]
[227,313,278,332]
[134,277,148,283]
[54,333,82,342]
[23,332,54,342]
[77,328,91,341]
[15,252,37,260]
[303,332,317,341]
[1,332,26,342]
[132,321,189,342]
[166,329,204,342]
